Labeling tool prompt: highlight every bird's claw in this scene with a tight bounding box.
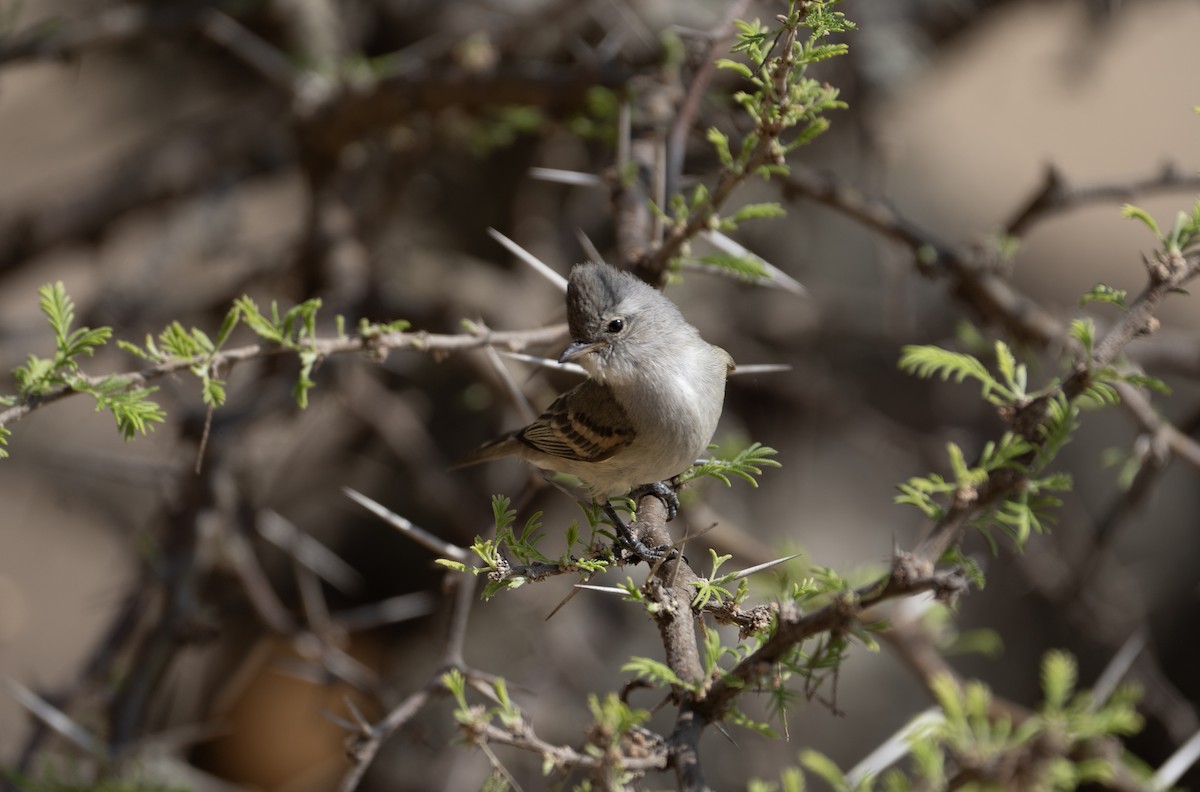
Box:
[630,481,679,522]
[615,538,677,564]
[601,501,678,564]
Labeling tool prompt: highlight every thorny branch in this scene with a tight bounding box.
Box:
[6,1,1200,789]
[781,157,1200,777]
[0,323,568,432]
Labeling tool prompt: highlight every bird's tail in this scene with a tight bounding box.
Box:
[447,433,521,470]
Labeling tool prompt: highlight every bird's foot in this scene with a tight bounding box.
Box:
[601,502,677,563]
[630,481,680,522]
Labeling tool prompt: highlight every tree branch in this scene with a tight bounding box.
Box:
[0,323,567,432]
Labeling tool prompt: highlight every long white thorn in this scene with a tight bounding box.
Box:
[487,228,568,293]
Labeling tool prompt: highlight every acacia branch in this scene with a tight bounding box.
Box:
[474,720,667,775]
[1115,383,1200,474]
[0,323,567,432]
[1004,164,1200,238]
[778,165,1065,346]
[698,555,967,724]
[689,226,1195,728]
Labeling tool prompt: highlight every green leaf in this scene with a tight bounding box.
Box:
[293,348,319,408]
[116,339,155,361]
[443,667,468,709]
[282,297,322,345]
[192,327,215,354]
[895,479,945,519]
[1120,373,1171,395]
[800,750,849,792]
[92,381,167,441]
[1121,203,1161,239]
[202,376,227,408]
[1068,318,1095,356]
[898,345,1001,400]
[730,202,787,223]
[994,341,1023,395]
[62,326,112,360]
[1076,380,1120,409]
[945,442,989,491]
[234,296,283,342]
[38,281,75,344]
[158,322,201,358]
[13,355,55,394]
[715,58,755,80]
[679,441,781,487]
[215,305,241,347]
[945,628,1003,659]
[1079,283,1128,309]
[491,494,517,535]
[622,657,688,690]
[1041,650,1077,712]
[726,706,780,739]
[801,43,849,63]
[696,253,770,281]
[791,116,831,147]
[707,127,734,168]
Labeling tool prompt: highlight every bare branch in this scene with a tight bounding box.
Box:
[1004,164,1200,238]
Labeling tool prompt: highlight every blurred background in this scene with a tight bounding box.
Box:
[2,0,1199,789]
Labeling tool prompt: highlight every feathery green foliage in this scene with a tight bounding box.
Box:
[653,0,852,277]
[447,495,612,599]
[697,252,771,281]
[689,550,737,609]
[679,441,781,487]
[1124,198,1200,256]
[1079,283,1129,309]
[892,318,1175,552]
[8,282,165,445]
[444,668,523,734]
[751,651,1145,791]
[621,656,695,692]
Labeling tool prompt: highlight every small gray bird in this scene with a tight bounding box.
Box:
[456,261,734,557]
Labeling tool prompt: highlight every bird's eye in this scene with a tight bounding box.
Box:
[606,318,624,334]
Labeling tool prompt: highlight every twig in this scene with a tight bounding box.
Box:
[338,679,440,792]
[778,165,1065,346]
[699,556,967,723]
[665,0,754,201]
[1005,164,1200,238]
[0,323,567,432]
[1115,382,1200,473]
[476,719,667,773]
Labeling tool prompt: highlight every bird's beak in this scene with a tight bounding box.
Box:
[559,339,606,364]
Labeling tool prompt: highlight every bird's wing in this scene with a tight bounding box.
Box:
[518,380,635,463]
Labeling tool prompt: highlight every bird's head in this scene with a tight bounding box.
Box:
[559,262,680,384]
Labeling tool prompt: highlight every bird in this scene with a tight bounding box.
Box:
[455,261,734,558]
